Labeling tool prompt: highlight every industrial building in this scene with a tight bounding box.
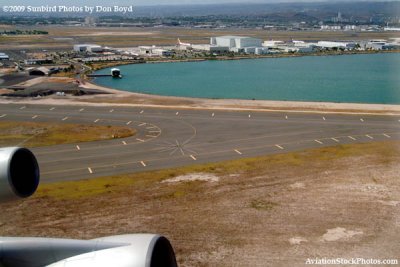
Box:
[0,52,9,60]
[317,41,356,50]
[210,36,263,53]
[73,44,104,53]
[192,44,230,54]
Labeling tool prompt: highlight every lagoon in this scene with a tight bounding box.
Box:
[94,53,400,104]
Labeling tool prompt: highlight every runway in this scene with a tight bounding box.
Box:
[0,103,399,183]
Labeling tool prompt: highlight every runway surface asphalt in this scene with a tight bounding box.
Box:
[0,103,399,183]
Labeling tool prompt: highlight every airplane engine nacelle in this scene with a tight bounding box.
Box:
[0,147,40,202]
[45,234,178,267]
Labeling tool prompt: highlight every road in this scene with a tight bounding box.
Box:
[0,103,399,183]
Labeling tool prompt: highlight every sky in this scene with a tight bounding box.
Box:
[3,0,395,6]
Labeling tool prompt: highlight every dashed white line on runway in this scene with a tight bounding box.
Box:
[212,113,215,117]
[366,134,374,139]
[248,114,251,118]
[0,114,6,118]
[234,149,242,155]
[275,144,284,150]
[32,115,38,119]
[49,107,55,111]
[140,161,146,167]
[190,155,197,161]
[79,108,84,112]
[315,140,323,145]
[146,135,158,138]
[109,109,114,113]
[140,110,144,114]
[94,119,100,123]
[322,117,326,121]
[122,141,127,145]
[360,118,364,122]
[139,123,146,126]
[126,121,132,125]
[331,138,340,143]
[176,112,179,115]
[348,136,356,140]
[88,167,93,174]
[62,117,68,121]
[20,106,26,110]
[149,130,160,133]
[285,115,288,120]
[146,126,157,129]
[76,145,80,150]
[383,133,391,138]
[136,138,145,142]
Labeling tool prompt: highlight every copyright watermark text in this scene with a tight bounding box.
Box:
[306,257,398,265]
[2,5,134,14]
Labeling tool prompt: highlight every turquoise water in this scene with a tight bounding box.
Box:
[94,53,400,104]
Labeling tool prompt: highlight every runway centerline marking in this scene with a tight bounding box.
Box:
[19,106,26,110]
[49,107,55,111]
[176,112,179,115]
[62,117,69,121]
[0,114,7,118]
[212,113,215,117]
[322,117,326,121]
[149,130,161,133]
[88,167,93,174]
[109,109,114,113]
[383,133,391,138]
[79,108,84,112]
[366,135,374,139]
[275,144,284,150]
[140,110,144,114]
[136,138,145,142]
[360,118,364,122]
[140,161,146,167]
[348,136,356,140]
[139,123,146,126]
[126,121,132,125]
[122,141,127,145]
[248,114,251,118]
[331,138,340,143]
[190,155,197,161]
[76,145,80,151]
[234,149,242,155]
[32,115,38,119]
[146,126,157,129]
[146,135,158,138]
[94,119,100,123]
[285,115,288,120]
[315,140,323,145]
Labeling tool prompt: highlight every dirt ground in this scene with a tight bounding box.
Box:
[0,141,399,266]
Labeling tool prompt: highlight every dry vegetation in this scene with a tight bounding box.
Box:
[0,121,136,147]
[0,141,399,266]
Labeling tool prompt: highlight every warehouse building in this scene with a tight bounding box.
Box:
[210,36,263,53]
[73,44,104,53]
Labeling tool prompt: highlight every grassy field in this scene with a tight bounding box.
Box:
[0,121,136,147]
[0,141,399,266]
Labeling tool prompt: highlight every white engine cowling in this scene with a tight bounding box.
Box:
[0,147,40,202]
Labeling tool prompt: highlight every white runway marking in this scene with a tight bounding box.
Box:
[366,135,374,139]
[176,112,179,115]
[315,140,323,145]
[248,114,251,118]
[146,126,157,129]
[140,161,146,167]
[234,149,242,155]
[322,117,326,121]
[88,167,93,174]
[122,141,127,145]
[190,155,197,161]
[140,110,144,114]
[331,138,340,143]
[360,118,364,122]
[126,121,132,125]
[76,145,80,150]
[136,138,145,142]
[79,108,84,112]
[383,133,391,138]
[62,117,68,121]
[146,135,158,138]
[94,119,100,123]
[212,113,215,117]
[32,115,38,119]
[109,109,114,113]
[149,131,161,133]
[0,114,6,118]
[285,115,288,120]
[49,107,55,111]
[348,136,356,141]
[20,106,26,110]
[139,123,146,126]
[275,144,284,150]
